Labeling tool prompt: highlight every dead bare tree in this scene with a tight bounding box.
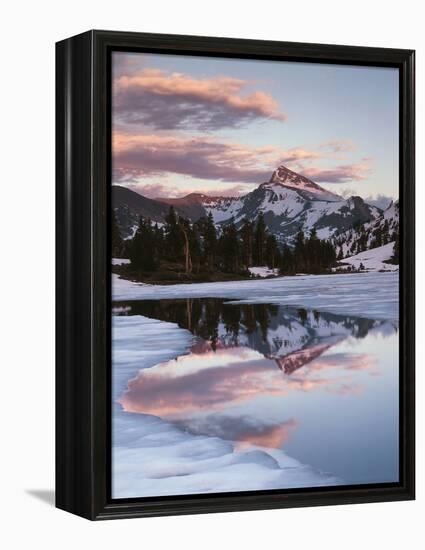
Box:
[179,223,193,274]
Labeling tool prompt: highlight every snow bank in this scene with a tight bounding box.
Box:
[338,242,398,273]
[112,315,341,498]
[112,271,399,321]
[124,225,138,240]
[249,266,279,278]
[112,257,131,266]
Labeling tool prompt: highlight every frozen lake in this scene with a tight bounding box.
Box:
[111,273,399,498]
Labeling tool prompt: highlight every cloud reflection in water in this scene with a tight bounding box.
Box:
[117,300,397,451]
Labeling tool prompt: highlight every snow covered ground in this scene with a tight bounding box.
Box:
[112,257,130,265]
[338,242,398,272]
[112,271,399,321]
[248,266,280,278]
[112,315,341,498]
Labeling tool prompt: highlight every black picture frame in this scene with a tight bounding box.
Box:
[56,29,415,520]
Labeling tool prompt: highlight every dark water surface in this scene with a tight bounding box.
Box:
[114,298,399,485]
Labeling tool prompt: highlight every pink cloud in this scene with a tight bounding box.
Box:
[113,68,287,130]
[281,147,322,162]
[119,345,376,420]
[113,132,278,184]
[301,163,371,183]
[113,132,338,187]
[179,416,299,450]
[119,356,332,417]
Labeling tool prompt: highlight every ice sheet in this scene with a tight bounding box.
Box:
[112,315,341,498]
[112,271,399,321]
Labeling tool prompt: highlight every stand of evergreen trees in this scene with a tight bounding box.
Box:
[112,207,338,278]
[280,228,336,275]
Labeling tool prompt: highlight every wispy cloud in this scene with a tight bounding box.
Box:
[363,194,393,209]
[113,132,372,191]
[113,133,274,183]
[319,139,356,153]
[113,68,287,131]
[113,133,320,184]
[301,163,371,184]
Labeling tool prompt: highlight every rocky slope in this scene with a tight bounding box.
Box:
[333,200,399,258]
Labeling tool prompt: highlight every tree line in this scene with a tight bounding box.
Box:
[112,206,338,277]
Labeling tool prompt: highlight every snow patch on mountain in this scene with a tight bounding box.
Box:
[300,200,346,227]
[258,184,306,217]
[334,200,399,258]
[338,242,397,272]
[383,200,399,221]
[204,197,243,224]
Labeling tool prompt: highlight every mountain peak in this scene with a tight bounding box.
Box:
[270,165,309,184]
[267,165,341,202]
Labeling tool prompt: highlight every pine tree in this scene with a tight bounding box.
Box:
[164,206,183,261]
[206,213,218,271]
[294,230,306,272]
[320,240,336,270]
[305,228,321,272]
[371,225,382,249]
[254,212,267,265]
[280,244,294,275]
[382,219,390,245]
[265,234,279,269]
[219,219,240,273]
[111,212,124,257]
[153,223,165,259]
[198,212,218,272]
[279,231,336,275]
[390,232,399,264]
[129,216,158,271]
[240,218,254,268]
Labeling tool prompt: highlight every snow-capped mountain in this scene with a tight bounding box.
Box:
[113,164,384,243]
[196,166,381,242]
[269,165,341,201]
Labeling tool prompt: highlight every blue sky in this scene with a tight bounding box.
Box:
[112,52,399,205]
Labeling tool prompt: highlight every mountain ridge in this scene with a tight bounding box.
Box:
[113,165,393,247]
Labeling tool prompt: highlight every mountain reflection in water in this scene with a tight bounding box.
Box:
[114,299,399,484]
[113,299,396,374]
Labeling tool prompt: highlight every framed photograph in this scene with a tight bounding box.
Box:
[56,30,415,520]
